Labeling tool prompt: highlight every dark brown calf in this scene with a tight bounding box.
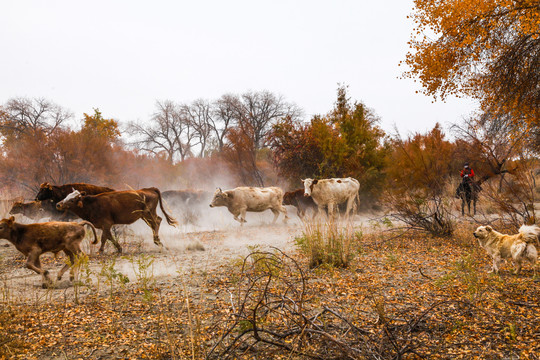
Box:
[9,200,76,221]
[162,189,213,224]
[36,182,115,205]
[56,188,178,254]
[283,189,317,219]
[0,216,98,288]
[162,189,213,208]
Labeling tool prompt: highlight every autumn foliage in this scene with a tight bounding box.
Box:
[404,0,540,125]
[271,86,388,202]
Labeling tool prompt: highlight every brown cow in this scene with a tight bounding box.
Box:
[9,199,77,221]
[56,188,178,253]
[36,182,115,205]
[0,197,23,217]
[283,189,318,219]
[0,216,98,288]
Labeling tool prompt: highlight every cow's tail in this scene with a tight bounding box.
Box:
[154,188,179,227]
[80,220,99,244]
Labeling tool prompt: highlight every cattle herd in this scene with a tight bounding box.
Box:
[0,177,361,288]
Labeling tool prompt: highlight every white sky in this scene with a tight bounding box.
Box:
[0,0,478,136]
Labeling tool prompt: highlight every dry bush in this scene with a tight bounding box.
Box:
[385,188,455,237]
[385,125,457,237]
[477,161,539,230]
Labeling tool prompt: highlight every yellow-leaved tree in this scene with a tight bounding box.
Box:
[403,0,539,125]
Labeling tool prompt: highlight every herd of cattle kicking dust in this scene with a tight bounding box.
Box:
[0,177,363,291]
[2,176,539,296]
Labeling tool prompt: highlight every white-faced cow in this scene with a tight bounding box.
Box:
[56,188,178,253]
[209,187,288,225]
[36,182,115,205]
[0,216,98,288]
[302,177,360,218]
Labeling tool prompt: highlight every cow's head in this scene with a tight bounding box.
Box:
[8,202,24,215]
[56,189,85,211]
[209,188,229,208]
[35,182,54,201]
[302,178,317,197]
[0,216,15,239]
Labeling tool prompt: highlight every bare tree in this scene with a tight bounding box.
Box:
[182,99,213,157]
[451,113,524,176]
[209,94,237,152]
[0,97,71,140]
[128,100,195,164]
[228,90,302,150]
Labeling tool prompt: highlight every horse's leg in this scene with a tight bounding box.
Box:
[461,196,465,216]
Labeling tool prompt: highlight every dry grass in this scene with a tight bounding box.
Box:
[295,218,360,268]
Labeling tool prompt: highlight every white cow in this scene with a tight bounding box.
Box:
[209,187,288,225]
[302,177,360,218]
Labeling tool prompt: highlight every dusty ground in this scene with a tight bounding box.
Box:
[0,205,375,302]
[1,203,539,359]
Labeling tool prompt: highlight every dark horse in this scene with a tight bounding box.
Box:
[456,177,481,215]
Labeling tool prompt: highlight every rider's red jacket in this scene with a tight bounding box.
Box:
[460,168,475,179]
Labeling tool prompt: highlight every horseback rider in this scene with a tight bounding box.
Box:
[460,162,475,183]
[457,162,480,215]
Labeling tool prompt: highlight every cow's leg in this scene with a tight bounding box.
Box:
[143,214,163,247]
[327,203,336,218]
[102,226,122,254]
[311,206,318,220]
[316,205,326,220]
[279,205,289,223]
[239,208,248,224]
[270,209,280,223]
[232,212,243,224]
[26,250,52,288]
[57,249,75,281]
[98,228,108,253]
[345,197,355,220]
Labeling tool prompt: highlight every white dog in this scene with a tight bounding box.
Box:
[473,225,539,275]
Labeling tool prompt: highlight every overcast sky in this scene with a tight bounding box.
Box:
[1,0,478,136]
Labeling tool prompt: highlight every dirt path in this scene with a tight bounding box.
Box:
[0,208,376,302]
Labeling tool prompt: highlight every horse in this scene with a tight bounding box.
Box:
[456,177,481,215]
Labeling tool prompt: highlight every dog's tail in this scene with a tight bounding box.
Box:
[518,225,540,245]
